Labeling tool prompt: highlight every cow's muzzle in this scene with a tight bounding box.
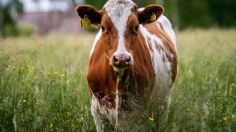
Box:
[111,52,133,69]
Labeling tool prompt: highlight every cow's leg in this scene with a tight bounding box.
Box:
[152,94,171,129]
[161,94,171,120]
[91,95,105,132]
[91,95,114,132]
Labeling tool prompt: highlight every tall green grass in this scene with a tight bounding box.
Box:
[0,34,95,131]
[0,29,236,131]
[159,29,236,131]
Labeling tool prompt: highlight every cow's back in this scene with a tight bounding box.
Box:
[157,15,176,47]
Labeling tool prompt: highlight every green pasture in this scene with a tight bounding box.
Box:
[0,29,235,131]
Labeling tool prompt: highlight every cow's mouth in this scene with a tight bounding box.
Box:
[113,67,127,77]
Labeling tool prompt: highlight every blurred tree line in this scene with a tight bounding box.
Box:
[165,0,236,29]
[0,0,236,37]
[85,0,236,30]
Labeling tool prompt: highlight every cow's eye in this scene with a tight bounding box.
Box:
[132,25,139,34]
[101,26,105,32]
[134,25,139,32]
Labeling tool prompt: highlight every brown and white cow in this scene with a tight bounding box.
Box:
[76,0,178,131]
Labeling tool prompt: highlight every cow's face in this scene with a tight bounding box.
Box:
[76,0,163,76]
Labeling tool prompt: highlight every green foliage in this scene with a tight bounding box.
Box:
[177,0,213,29]
[5,23,35,37]
[164,0,236,29]
[0,0,23,37]
[133,0,156,7]
[16,24,35,37]
[84,0,106,9]
[208,0,236,27]
[0,30,236,131]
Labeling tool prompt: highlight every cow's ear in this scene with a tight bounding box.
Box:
[138,4,163,24]
[75,5,102,28]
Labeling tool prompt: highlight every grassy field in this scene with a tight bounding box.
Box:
[0,29,236,131]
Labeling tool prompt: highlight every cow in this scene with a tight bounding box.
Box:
[75,0,178,131]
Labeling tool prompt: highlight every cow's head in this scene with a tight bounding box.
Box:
[76,0,163,76]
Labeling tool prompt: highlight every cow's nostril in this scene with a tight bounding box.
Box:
[112,55,121,67]
[126,56,131,62]
[113,56,119,63]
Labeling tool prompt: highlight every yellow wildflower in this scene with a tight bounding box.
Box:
[12,65,16,70]
[149,117,154,122]
[60,74,65,78]
[54,71,58,75]
[27,65,34,72]
[149,113,155,123]
[43,72,50,78]
[49,123,53,128]
[23,99,27,103]
[8,64,16,70]
[232,114,235,120]
[223,116,228,122]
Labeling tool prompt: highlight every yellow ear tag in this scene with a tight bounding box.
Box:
[81,15,91,28]
[150,12,157,21]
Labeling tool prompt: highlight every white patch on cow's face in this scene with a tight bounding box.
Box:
[90,29,102,56]
[104,2,133,125]
[104,0,134,55]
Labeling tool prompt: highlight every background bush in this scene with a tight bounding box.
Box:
[5,23,34,37]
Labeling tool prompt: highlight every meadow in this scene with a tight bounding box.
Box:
[0,29,235,131]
